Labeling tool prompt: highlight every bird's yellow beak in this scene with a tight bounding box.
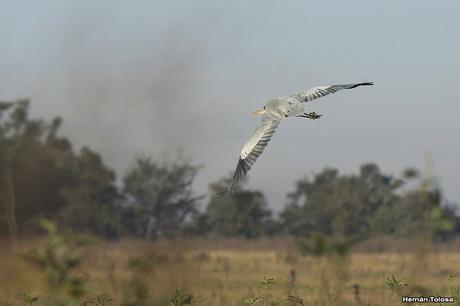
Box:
[253,108,266,115]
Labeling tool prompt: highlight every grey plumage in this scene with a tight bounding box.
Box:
[227,117,280,194]
[293,82,373,102]
[220,81,373,195]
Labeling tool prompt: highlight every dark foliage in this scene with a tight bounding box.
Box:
[1,100,459,241]
[122,157,202,238]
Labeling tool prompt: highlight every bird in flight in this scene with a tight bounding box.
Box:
[220,81,373,195]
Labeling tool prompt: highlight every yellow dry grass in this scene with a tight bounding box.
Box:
[1,237,459,305]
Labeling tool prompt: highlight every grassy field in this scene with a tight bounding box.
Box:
[1,236,460,306]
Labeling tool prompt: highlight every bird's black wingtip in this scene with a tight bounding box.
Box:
[215,157,248,198]
[349,81,374,89]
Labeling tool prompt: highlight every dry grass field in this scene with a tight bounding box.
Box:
[1,237,460,306]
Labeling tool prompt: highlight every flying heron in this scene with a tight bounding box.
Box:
[220,81,374,195]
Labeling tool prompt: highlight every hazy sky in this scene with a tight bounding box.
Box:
[1,1,459,211]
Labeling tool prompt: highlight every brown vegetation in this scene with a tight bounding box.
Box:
[1,237,459,306]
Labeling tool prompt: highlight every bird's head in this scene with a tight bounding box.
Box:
[253,105,267,115]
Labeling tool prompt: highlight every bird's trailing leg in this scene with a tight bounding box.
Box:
[298,112,322,120]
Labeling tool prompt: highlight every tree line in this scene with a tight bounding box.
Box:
[1,100,459,241]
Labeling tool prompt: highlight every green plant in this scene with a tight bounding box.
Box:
[23,219,88,298]
[241,277,304,306]
[80,294,113,306]
[385,275,407,292]
[385,274,408,304]
[243,294,264,306]
[260,277,275,289]
[169,289,197,306]
[18,292,39,305]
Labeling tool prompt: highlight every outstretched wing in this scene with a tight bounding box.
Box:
[223,116,281,195]
[291,82,373,103]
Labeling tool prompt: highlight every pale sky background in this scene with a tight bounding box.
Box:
[1,1,459,211]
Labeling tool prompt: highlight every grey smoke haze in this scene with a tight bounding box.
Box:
[1,1,460,210]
